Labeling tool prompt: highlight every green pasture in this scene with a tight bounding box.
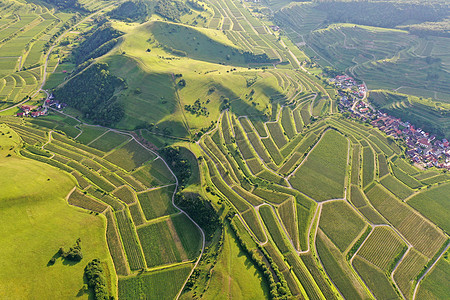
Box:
[0,153,115,299]
[202,223,270,300]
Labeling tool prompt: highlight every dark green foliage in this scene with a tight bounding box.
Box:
[228,218,292,300]
[187,0,205,11]
[155,0,190,22]
[60,238,83,262]
[42,0,84,10]
[159,146,191,187]
[174,192,220,240]
[108,0,151,22]
[73,24,122,65]
[184,99,209,116]
[316,1,449,29]
[54,63,125,126]
[404,19,450,37]
[84,259,109,300]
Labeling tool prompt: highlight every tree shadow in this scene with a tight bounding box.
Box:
[76,276,94,300]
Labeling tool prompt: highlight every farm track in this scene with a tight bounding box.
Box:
[48,107,206,299]
[412,243,450,300]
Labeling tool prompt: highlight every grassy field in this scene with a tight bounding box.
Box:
[202,224,270,299]
[118,264,192,299]
[290,130,348,201]
[319,201,366,252]
[408,183,450,233]
[0,152,115,298]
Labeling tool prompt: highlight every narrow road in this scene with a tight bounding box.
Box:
[412,243,450,300]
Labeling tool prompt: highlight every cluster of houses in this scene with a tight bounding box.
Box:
[16,105,46,118]
[371,114,450,170]
[333,73,449,170]
[331,75,366,99]
[16,94,66,118]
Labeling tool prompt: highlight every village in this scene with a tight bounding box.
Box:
[332,74,450,171]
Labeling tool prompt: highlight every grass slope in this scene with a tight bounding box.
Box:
[0,154,115,299]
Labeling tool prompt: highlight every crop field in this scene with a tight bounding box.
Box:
[416,249,450,300]
[319,201,366,252]
[380,175,414,200]
[358,206,386,225]
[137,216,198,267]
[278,200,299,249]
[88,131,130,152]
[357,226,405,271]
[137,185,177,220]
[119,265,192,300]
[391,164,422,189]
[76,125,108,144]
[362,147,375,188]
[300,253,337,300]
[241,209,266,243]
[115,211,146,270]
[393,248,428,297]
[316,230,369,300]
[105,140,156,172]
[365,184,446,258]
[351,145,360,185]
[132,158,175,188]
[290,130,348,201]
[253,187,291,204]
[408,183,450,233]
[350,185,367,208]
[352,256,399,300]
[259,205,290,254]
[285,252,322,300]
[68,188,107,213]
[112,186,136,205]
[377,154,389,178]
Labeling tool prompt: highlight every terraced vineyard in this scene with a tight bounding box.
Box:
[1,116,202,298]
[0,0,448,299]
[199,101,449,299]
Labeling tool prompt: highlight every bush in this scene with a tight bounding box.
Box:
[84,259,109,300]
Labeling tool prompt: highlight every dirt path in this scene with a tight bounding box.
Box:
[412,243,450,300]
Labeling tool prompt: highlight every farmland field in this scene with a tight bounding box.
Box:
[319,201,366,252]
[118,265,192,299]
[0,0,449,297]
[416,249,450,300]
[408,183,450,233]
[137,185,177,220]
[290,130,348,201]
[357,226,405,271]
